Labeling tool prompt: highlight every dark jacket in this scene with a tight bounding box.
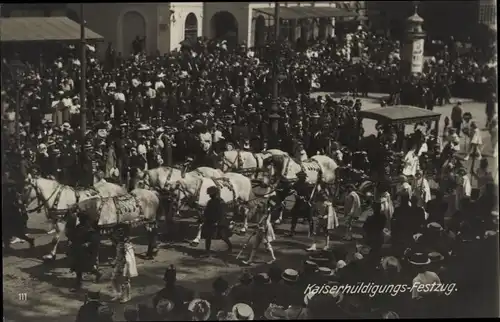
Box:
[75,300,102,322]
[201,196,229,239]
[68,224,100,273]
[153,284,194,317]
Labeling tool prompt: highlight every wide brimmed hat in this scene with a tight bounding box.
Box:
[428,252,444,263]
[86,286,101,300]
[380,256,401,273]
[232,303,254,320]
[138,124,150,131]
[304,260,319,272]
[188,299,211,321]
[254,272,271,285]
[408,252,431,266]
[318,266,334,277]
[263,305,287,320]
[156,298,175,316]
[281,268,299,283]
[309,251,331,264]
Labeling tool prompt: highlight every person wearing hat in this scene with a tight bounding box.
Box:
[413,170,431,209]
[155,298,176,321]
[200,186,232,257]
[2,176,35,250]
[228,270,254,306]
[308,189,338,251]
[463,120,483,161]
[450,101,463,138]
[425,191,447,229]
[188,299,211,321]
[124,305,140,321]
[241,211,277,265]
[343,183,361,241]
[65,202,101,278]
[153,264,194,317]
[391,194,413,255]
[110,224,137,303]
[396,175,412,206]
[449,166,471,216]
[231,303,254,320]
[75,286,103,322]
[250,273,272,317]
[287,170,313,237]
[97,304,115,322]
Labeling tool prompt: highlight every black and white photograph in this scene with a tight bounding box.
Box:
[1,1,498,321]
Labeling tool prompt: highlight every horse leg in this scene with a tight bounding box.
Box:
[43,221,64,261]
[146,225,159,259]
[240,206,250,233]
[190,224,203,246]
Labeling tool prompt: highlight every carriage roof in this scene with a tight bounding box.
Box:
[359,105,441,125]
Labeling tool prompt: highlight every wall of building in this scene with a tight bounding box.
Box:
[67,3,159,57]
[168,2,203,52]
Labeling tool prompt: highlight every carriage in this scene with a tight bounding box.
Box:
[343,105,441,199]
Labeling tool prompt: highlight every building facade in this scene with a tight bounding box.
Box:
[2,2,364,55]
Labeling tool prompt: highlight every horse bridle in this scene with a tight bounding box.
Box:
[24,180,62,214]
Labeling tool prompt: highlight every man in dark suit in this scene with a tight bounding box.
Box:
[68,214,101,292]
[152,265,194,319]
[75,287,103,322]
[201,186,232,258]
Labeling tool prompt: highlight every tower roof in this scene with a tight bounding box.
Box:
[407,13,424,23]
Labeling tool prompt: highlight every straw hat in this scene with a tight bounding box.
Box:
[263,304,287,320]
[156,299,175,316]
[407,252,431,266]
[281,269,299,283]
[318,267,334,277]
[188,299,211,321]
[232,303,254,320]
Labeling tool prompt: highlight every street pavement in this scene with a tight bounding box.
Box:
[3,95,497,322]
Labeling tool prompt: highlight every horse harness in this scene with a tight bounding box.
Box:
[26,180,98,219]
[98,194,147,236]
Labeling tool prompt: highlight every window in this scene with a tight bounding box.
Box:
[184,13,198,43]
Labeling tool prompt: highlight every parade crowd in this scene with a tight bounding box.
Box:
[1,26,498,321]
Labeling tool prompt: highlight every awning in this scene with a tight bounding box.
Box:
[254,6,359,20]
[0,17,104,42]
[359,106,441,125]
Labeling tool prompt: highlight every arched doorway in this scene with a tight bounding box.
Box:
[184,13,198,43]
[254,15,266,47]
[122,11,146,57]
[210,11,238,44]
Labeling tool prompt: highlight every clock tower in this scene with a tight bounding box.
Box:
[401,2,426,75]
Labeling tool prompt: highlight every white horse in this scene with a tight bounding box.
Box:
[137,166,224,190]
[22,176,127,260]
[167,173,254,244]
[70,188,163,259]
[265,154,338,185]
[219,149,288,182]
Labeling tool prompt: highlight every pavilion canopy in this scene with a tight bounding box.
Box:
[253,6,359,20]
[0,17,104,42]
[358,105,441,125]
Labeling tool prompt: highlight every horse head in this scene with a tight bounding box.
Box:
[22,175,58,214]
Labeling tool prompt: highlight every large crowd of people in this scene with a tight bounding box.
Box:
[2,25,498,321]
